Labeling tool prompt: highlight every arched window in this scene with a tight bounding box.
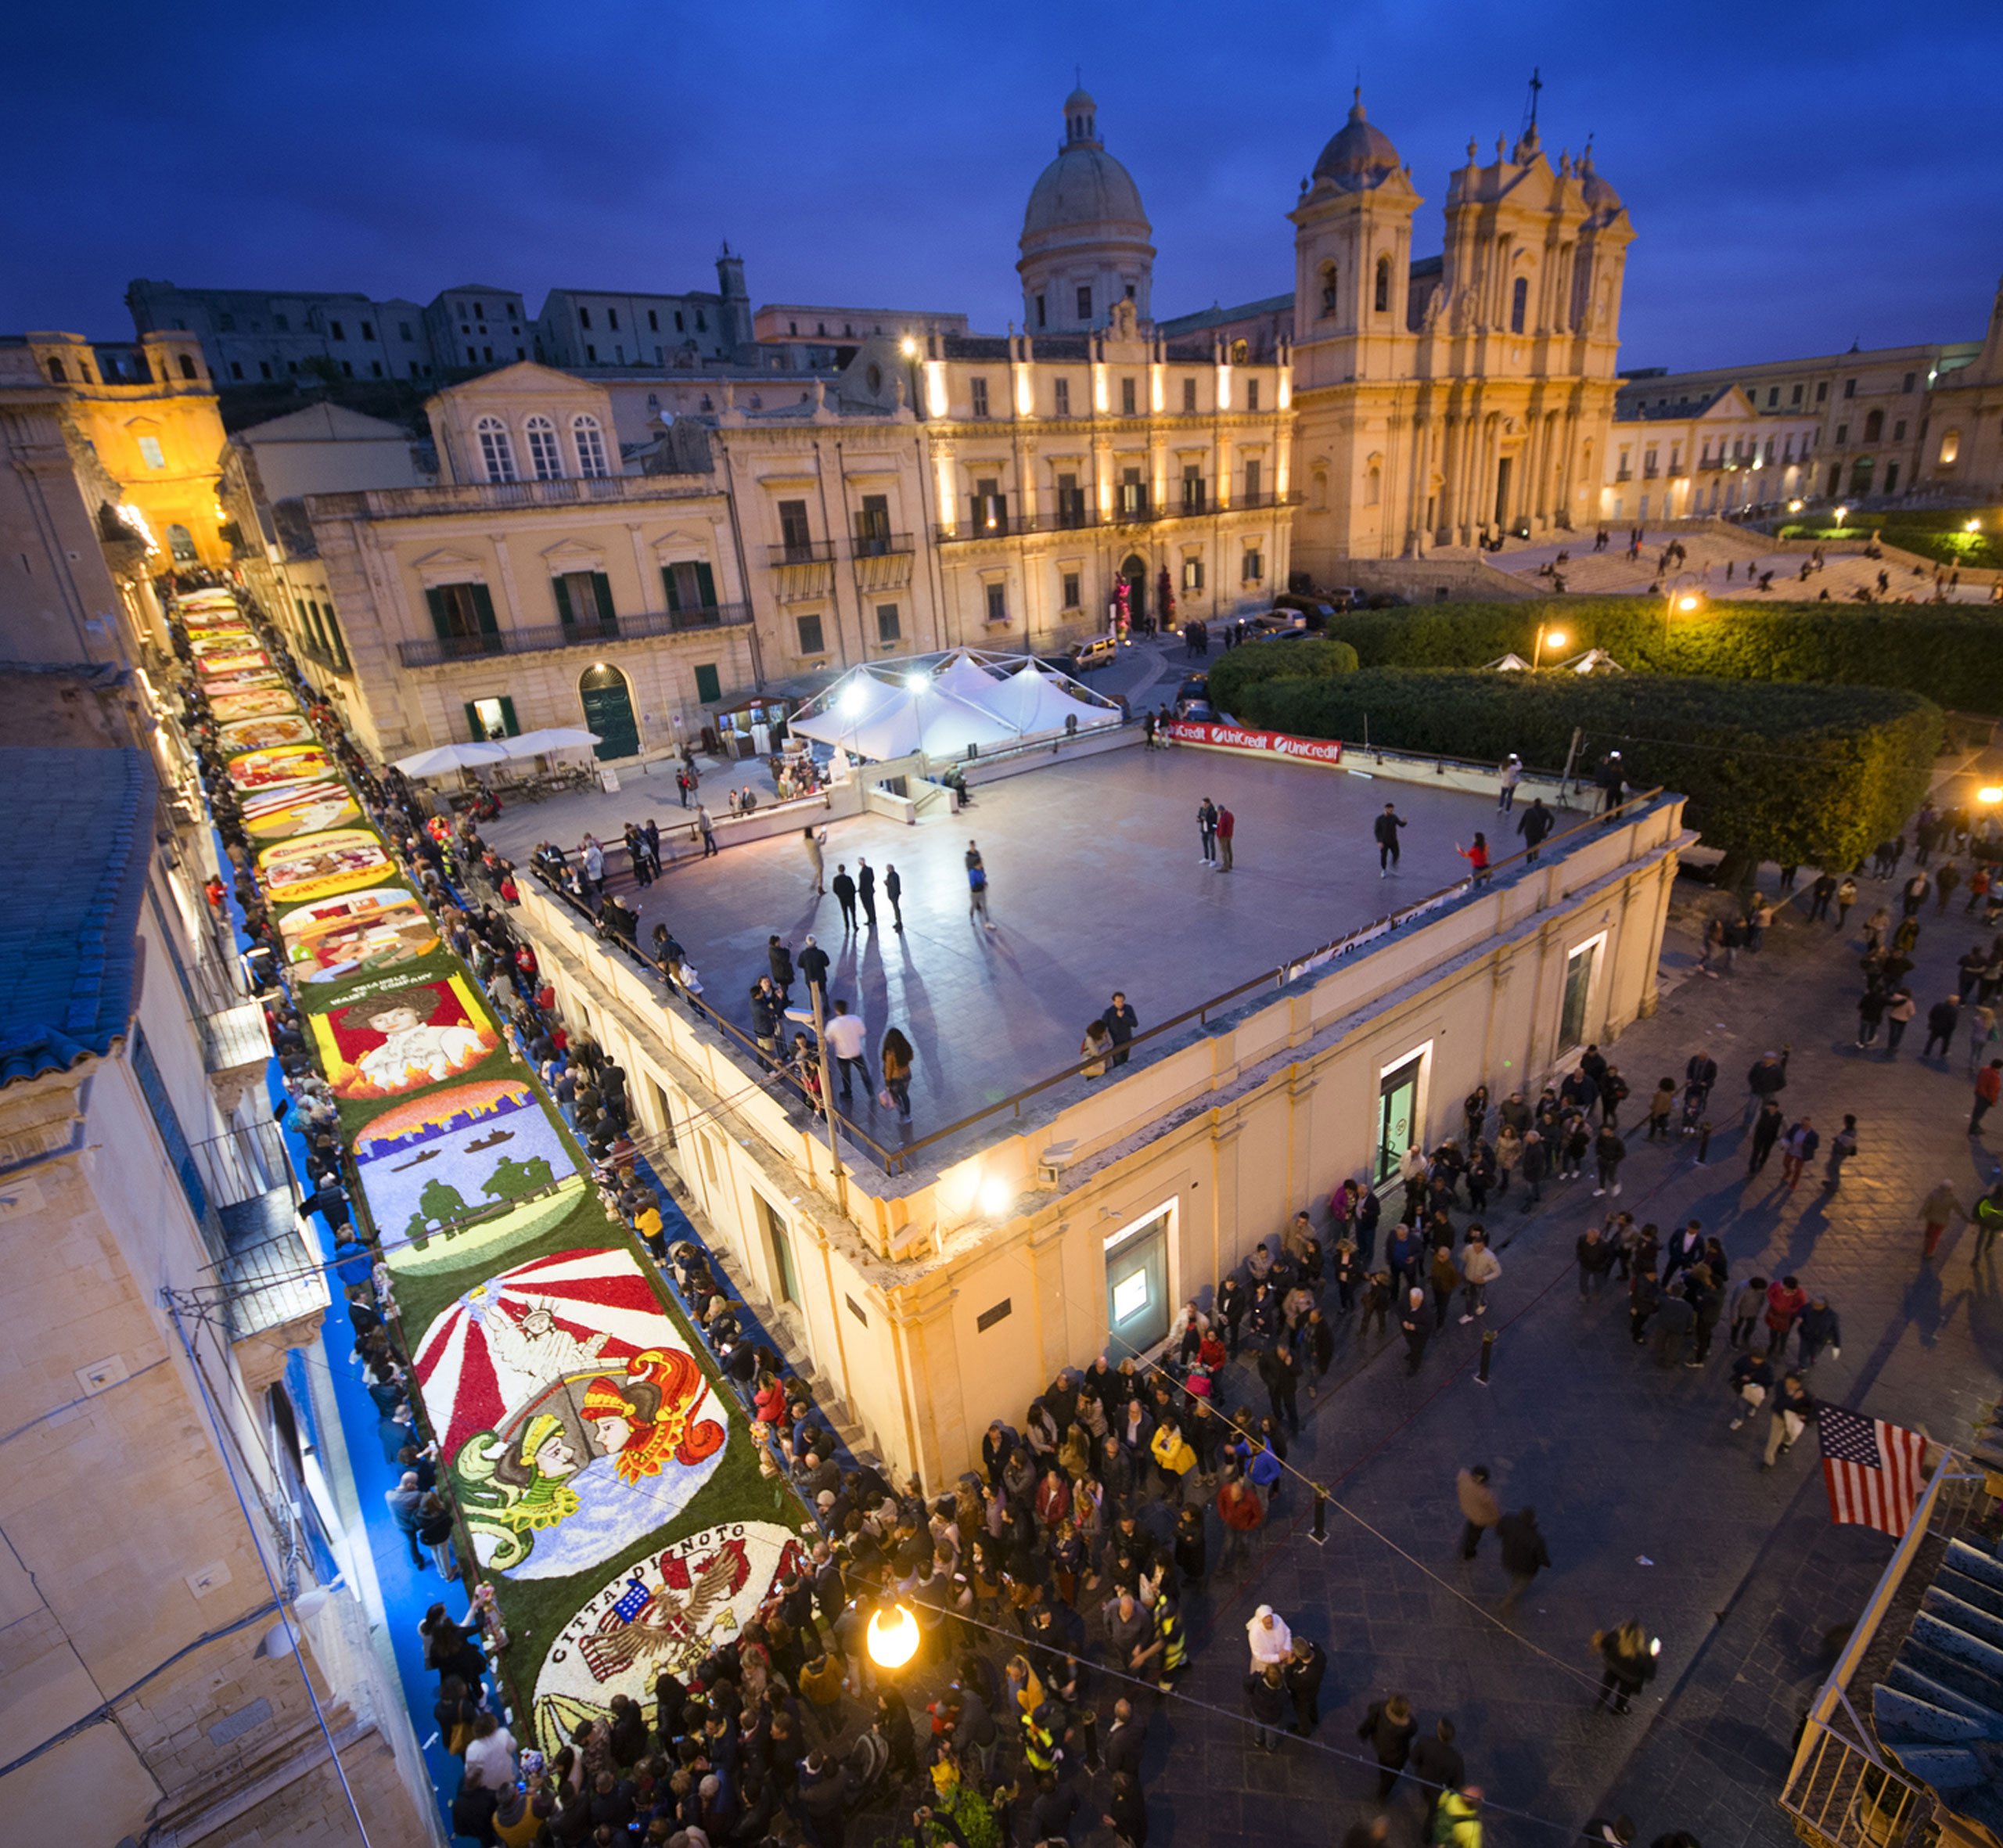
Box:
[1231,339,1250,365]
[523,415,562,480]
[1939,430,1962,467]
[178,354,197,379]
[1319,265,1338,318]
[1510,275,1528,334]
[1375,257,1391,313]
[1310,469,1329,512]
[1364,458,1383,505]
[475,416,516,483]
[573,415,610,478]
[1863,408,1883,444]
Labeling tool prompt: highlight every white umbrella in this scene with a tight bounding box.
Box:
[393,740,511,775]
[495,727,602,758]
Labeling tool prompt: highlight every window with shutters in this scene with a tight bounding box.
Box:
[985,583,1007,624]
[1242,548,1264,583]
[1246,379,1259,412]
[1181,556,1203,591]
[778,500,814,562]
[1377,257,1393,313]
[524,415,562,480]
[552,570,614,629]
[1120,377,1136,416]
[854,494,892,555]
[694,662,721,703]
[426,581,498,644]
[573,415,609,476]
[796,613,826,656]
[1182,377,1196,413]
[131,1026,214,1249]
[661,560,718,616]
[1062,571,1081,609]
[1077,286,1092,322]
[1055,473,1084,527]
[1844,378,1857,398]
[972,479,1006,535]
[1120,466,1145,519]
[1181,465,1204,514]
[970,376,990,418]
[1510,275,1527,333]
[1244,458,1261,502]
[876,603,901,643]
[1053,376,1070,416]
[475,418,516,482]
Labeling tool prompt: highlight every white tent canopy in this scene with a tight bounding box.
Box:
[790,649,1120,762]
[495,727,602,758]
[393,740,510,775]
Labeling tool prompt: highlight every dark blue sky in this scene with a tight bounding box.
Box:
[11,0,2001,372]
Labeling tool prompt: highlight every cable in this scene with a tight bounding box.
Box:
[165,1296,373,1846]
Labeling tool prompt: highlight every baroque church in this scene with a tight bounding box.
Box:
[1017,85,1634,577]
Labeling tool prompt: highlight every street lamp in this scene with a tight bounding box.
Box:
[1833,505,1850,527]
[1663,573,1703,643]
[1532,624,1566,670]
[867,1603,920,1669]
[1980,787,2003,806]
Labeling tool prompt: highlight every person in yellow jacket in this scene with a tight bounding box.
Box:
[1150,1418,1198,1506]
[1434,1785,1483,1848]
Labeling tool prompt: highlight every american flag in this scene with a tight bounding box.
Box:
[1817,1404,1928,1537]
[610,1576,652,1624]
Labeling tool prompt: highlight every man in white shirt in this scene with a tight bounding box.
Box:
[823,999,870,1106]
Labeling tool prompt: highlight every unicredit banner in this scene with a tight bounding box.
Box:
[1164,721,1343,765]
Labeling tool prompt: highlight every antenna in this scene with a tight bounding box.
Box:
[1523,67,1543,133]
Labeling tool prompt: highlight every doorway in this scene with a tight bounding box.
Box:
[1105,1206,1171,1357]
[1375,1049,1426,1184]
[579,663,639,760]
[1560,937,1602,1053]
[1493,457,1513,527]
[1119,552,1148,624]
[167,523,196,563]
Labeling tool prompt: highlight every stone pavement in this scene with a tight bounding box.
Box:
[1084,798,2000,1848]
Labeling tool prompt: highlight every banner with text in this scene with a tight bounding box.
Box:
[1164,721,1344,765]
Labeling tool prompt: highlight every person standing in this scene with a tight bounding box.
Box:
[1834,876,1857,930]
[881,1028,914,1121]
[966,842,993,929]
[1743,1051,1788,1127]
[823,1000,871,1107]
[1285,1634,1327,1736]
[1374,804,1407,877]
[802,825,825,894]
[1245,1663,1289,1753]
[697,804,717,857]
[1924,993,1962,1059]
[1823,1114,1858,1188]
[1399,1285,1429,1374]
[831,864,858,932]
[1102,992,1138,1068]
[1216,804,1236,872]
[1918,1179,1969,1258]
[1197,799,1218,865]
[1517,799,1554,862]
[883,863,904,931]
[1456,1465,1500,1560]
[1498,753,1522,813]
[1762,1371,1815,1468]
[1778,1118,1819,1192]
[1409,1720,1466,1838]
[857,858,879,929]
[798,934,830,1006]
[1591,1622,1656,1715]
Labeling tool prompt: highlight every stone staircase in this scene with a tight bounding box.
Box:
[1870,1535,2003,1841]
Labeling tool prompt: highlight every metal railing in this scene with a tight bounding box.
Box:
[192,1116,299,1213]
[768,538,836,567]
[304,474,717,522]
[933,491,1302,544]
[294,635,351,675]
[1779,1454,1990,1848]
[397,602,751,667]
[848,532,914,560]
[197,996,272,1073]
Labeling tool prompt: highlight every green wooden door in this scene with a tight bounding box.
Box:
[579,664,638,760]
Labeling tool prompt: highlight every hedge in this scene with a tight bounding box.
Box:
[1318,597,2003,714]
[1206,635,1358,710]
[1232,667,1940,871]
[1778,519,2003,572]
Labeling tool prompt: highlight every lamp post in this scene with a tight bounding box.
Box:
[1531,624,1566,671]
[867,1602,920,1670]
[1663,573,1702,645]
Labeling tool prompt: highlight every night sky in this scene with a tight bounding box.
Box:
[12,0,2001,372]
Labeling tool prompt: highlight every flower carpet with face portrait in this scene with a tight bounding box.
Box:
[186,590,803,1753]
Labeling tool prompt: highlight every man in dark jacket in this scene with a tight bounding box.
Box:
[980,1420,1019,1485]
[1517,799,1554,861]
[1358,1693,1418,1799]
[1576,1227,1617,1296]
[1408,1717,1465,1832]
[1763,1372,1815,1468]
[1925,993,1962,1059]
[1102,991,1140,1068]
[768,934,796,998]
[1496,1505,1552,1611]
[1743,1050,1788,1125]
[1747,1098,1787,1175]
[1285,1634,1328,1735]
[1796,1297,1842,1368]
[1104,1697,1146,1777]
[830,865,858,931]
[797,934,830,1002]
[1374,804,1408,875]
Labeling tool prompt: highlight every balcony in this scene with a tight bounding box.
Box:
[930,491,1302,545]
[295,635,351,676]
[1614,469,1633,482]
[848,531,913,561]
[397,602,751,668]
[304,473,719,522]
[850,533,915,594]
[765,538,837,569]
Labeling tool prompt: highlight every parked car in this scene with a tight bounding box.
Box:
[1241,610,1308,640]
[1045,635,1118,676]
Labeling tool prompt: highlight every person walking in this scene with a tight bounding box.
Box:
[697,804,717,857]
[1496,1505,1551,1613]
[1591,1621,1656,1716]
[1834,876,1857,930]
[1591,1122,1626,1197]
[1924,993,1962,1059]
[1823,1114,1858,1188]
[1358,1693,1418,1800]
[1778,1117,1818,1192]
[831,864,858,932]
[1763,1275,1807,1354]
[1974,1181,2003,1264]
[1517,798,1554,863]
[824,1000,871,1108]
[803,825,826,895]
[1918,1179,1969,1259]
[1375,804,1408,877]
[1216,805,1236,872]
[1971,1059,2002,1135]
[1498,753,1522,814]
[1456,1465,1501,1560]
[1886,988,1917,1055]
[884,864,904,931]
[881,1028,914,1121]
[1459,1233,1500,1321]
[1747,1098,1785,1175]
[966,843,993,929]
[1743,1051,1788,1127]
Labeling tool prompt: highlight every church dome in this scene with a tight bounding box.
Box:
[1313,92,1403,192]
[1022,88,1150,239]
[1577,150,1623,213]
